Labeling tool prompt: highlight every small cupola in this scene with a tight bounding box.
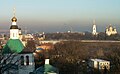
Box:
[45,59,50,64]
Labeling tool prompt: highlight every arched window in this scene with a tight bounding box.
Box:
[26,56,29,65]
[3,60,6,64]
[20,56,24,65]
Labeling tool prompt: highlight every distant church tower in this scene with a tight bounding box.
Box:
[10,8,19,39]
[92,20,98,35]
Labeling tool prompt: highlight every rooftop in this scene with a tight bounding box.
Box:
[90,59,109,62]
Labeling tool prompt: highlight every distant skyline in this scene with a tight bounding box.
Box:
[0,0,120,33]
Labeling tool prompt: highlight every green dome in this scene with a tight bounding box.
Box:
[44,64,58,73]
[34,64,58,74]
[2,39,24,54]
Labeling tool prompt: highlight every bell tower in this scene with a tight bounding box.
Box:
[92,20,98,35]
[10,8,19,39]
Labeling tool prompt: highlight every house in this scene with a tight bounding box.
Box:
[88,59,110,70]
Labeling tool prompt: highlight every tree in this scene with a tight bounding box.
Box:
[0,52,19,74]
[47,41,120,73]
[46,41,90,74]
[25,40,36,52]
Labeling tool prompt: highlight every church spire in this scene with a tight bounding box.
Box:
[10,8,19,39]
[11,8,17,23]
[92,20,98,35]
[2,8,24,54]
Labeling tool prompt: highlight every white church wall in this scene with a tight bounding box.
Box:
[19,53,35,74]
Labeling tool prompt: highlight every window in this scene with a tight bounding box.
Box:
[3,60,6,64]
[16,33,17,37]
[26,56,29,65]
[106,66,108,69]
[13,33,14,37]
[102,66,104,69]
[100,63,102,65]
[20,56,24,65]
[100,66,102,69]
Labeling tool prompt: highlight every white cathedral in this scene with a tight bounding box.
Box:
[106,24,117,36]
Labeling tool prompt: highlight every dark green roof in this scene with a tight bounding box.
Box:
[34,64,58,74]
[44,64,58,73]
[2,39,24,54]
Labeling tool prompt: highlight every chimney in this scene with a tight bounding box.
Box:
[45,59,49,64]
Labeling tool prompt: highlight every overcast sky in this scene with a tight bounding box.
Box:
[0,0,120,33]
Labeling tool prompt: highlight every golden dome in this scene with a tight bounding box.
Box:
[11,17,17,22]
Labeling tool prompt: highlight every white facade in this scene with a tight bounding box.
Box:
[89,59,110,70]
[10,29,19,39]
[3,53,35,74]
[106,25,117,36]
[24,34,34,39]
[40,40,61,44]
[19,53,35,74]
[12,22,17,25]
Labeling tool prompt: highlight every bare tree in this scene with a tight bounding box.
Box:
[0,52,19,74]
